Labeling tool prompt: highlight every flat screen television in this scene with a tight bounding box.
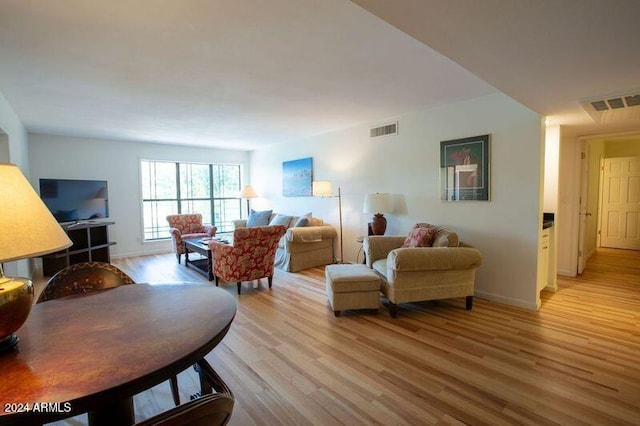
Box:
[39,178,109,223]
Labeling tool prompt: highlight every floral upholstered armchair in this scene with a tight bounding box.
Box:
[210,225,286,295]
[166,214,217,264]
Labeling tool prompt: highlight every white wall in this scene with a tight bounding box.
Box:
[605,137,640,157]
[29,134,250,257]
[0,90,31,277]
[251,93,544,310]
[556,130,581,276]
[0,91,29,169]
[543,125,560,213]
[585,139,605,258]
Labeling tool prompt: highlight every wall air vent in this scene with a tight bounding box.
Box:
[580,90,640,124]
[370,121,398,138]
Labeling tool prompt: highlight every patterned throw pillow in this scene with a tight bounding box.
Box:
[401,226,438,248]
[246,209,273,227]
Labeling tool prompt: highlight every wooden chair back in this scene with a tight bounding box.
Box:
[37,261,135,303]
[135,358,234,426]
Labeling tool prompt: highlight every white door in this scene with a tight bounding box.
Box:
[600,156,640,250]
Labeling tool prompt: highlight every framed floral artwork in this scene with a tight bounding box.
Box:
[440,134,490,201]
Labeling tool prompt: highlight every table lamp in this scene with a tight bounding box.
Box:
[239,185,258,217]
[313,181,343,264]
[0,163,72,353]
[363,193,393,235]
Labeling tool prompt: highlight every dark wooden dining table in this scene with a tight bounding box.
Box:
[0,283,236,426]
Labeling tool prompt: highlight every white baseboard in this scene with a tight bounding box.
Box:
[475,290,539,311]
[557,268,576,277]
[111,248,172,259]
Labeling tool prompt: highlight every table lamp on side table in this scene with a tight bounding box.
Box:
[363,193,393,235]
[0,164,72,353]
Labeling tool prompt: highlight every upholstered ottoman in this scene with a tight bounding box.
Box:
[325,264,381,317]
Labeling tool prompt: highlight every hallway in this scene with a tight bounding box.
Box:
[548,247,639,312]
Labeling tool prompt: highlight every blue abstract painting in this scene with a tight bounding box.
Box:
[283,157,313,197]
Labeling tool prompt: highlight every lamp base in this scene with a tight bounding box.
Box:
[0,334,19,353]
[0,276,34,354]
[370,214,387,235]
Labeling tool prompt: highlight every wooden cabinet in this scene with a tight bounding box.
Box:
[537,224,557,301]
[42,222,116,276]
[537,228,550,293]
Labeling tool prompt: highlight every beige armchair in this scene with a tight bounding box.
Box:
[364,229,482,318]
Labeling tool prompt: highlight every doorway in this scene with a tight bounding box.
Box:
[578,135,640,273]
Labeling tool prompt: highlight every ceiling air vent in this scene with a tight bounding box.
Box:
[625,95,640,107]
[370,121,398,138]
[580,90,640,123]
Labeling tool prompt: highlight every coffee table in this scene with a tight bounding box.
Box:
[184,238,214,280]
[184,237,231,281]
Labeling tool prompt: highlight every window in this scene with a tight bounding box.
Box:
[141,160,241,240]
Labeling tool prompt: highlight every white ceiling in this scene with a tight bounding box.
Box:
[352,0,640,136]
[0,0,638,150]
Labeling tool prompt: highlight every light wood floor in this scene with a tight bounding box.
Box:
[41,248,640,425]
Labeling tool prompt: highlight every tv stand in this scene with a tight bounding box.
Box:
[42,222,116,276]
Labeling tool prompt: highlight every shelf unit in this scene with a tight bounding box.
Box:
[42,221,116,276]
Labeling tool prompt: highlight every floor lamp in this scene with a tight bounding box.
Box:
[313,181,343,264]
[239,185,258,217]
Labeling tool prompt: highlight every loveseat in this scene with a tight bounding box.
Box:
[364,225,482,317]
[234,212,337,272]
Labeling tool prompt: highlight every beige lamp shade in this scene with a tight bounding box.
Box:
[239,185,258,198]
[363,193,393,214]
[0,164,72,263]
[312,181,333,197]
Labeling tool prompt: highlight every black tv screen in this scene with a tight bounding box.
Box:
[39,178,109,223]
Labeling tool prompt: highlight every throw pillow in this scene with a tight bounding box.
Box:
[269,214,293,227]
[309,217,323,226]
[246,209,273,227]
[401,226,438,248]
[294,217,310,227]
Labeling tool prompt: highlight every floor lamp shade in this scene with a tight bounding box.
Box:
[0,163,72,352]
[312,181,333,197]
[239,185,258,216]
[363,193,393,235]
[239,185,258,199]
